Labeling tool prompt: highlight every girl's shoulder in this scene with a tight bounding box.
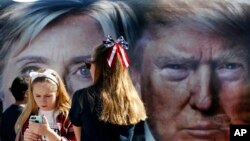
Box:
[57,112,70,124]
[74,85,100,100]
[73,85,101,112]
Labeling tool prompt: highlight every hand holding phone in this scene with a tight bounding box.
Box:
[29,115,43,123]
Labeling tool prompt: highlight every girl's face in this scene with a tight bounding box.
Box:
[32,81,58,111]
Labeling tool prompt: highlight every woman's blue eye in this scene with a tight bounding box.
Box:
[76,65,91,78]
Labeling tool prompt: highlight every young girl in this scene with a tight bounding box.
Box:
[15,68,76,141]
[69,35,147,141]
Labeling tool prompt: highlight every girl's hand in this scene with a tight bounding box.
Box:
[23,128,41,141]
[29,115,62,141]
[28,115,51,136]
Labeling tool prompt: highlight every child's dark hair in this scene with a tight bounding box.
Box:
[9,76,29,101]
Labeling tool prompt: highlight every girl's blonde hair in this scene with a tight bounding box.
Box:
[15,68,71,133]
[93,44,147,125]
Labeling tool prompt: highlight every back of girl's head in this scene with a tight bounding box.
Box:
[9,76,29,101]
[92,36,146,125]
[93,44,126,86]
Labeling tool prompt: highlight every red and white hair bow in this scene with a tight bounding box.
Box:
[103,35,130,68]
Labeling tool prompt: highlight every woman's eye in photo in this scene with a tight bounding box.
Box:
[75,65,91,78]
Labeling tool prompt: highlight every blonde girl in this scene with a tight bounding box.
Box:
[15,68,76,141]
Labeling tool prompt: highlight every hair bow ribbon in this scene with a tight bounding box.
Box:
[103,35,130,68]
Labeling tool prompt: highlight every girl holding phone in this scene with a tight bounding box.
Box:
[15,68,76,141]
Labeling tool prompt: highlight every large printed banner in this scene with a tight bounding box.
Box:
[1,0,250,141]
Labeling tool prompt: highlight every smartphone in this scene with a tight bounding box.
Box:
[29,115,43,123]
